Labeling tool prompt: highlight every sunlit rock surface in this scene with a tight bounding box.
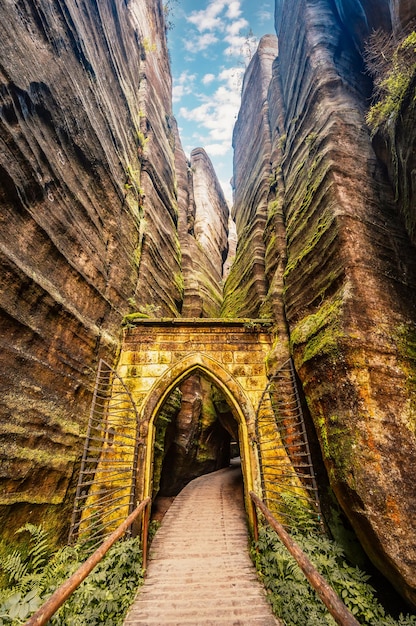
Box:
[222,35,278,319]
[0,0,227,538]
[231,0,416,607]
[175,140,229,318]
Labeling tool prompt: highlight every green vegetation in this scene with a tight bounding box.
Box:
[173,271,184,301]
[278,133,287,150]
[253,525,416,626]
[305,132,318,146]
[0,524,144,625]
[124,165,144,202]
[221,223,265,319]
[123,304,162,326]
[290,292,344,364]
[365,30,416,132]
[268,169,279,192]
[136,130,149,151]
[141,38,156,54]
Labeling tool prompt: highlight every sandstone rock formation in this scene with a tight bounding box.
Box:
[175,139,229,318]
[226,2,416,608]
[222,35,278,320]
[0,0,229,541]
[2,0,416,611]
[156,376,233,497]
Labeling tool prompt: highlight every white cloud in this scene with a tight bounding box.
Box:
[173,70,197,103]
[205,143,231,156]
[184,32,219,53]
[178,75,241,157]
[202,73,216,85]
[186,1,244,35]
[226,17,248,37]
[218,66,245,84]
[218,67,244,91]
[257,7,273,25]
[223,34,246,57]
[225,32,258,62]
[182,1,254,61]
[187,0,225,32]
[226,1,242,20]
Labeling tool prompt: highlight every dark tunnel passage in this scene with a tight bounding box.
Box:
[150,371,241,520]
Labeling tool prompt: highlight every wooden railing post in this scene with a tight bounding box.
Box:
[252,498,259,546]
[250,492,360,626]
[24,498,151,626]
[142,499,151,571]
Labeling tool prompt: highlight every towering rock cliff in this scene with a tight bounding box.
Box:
[2,0,415,611]
[0,0,228,539]
[222,35,278,320]
[175,140,229,318]
[227,1,416,608]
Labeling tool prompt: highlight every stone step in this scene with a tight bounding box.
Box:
[123,466,282,625]
[125,608,277,623]
[128,598,273,611]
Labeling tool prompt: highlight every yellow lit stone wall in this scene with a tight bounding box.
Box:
[85,318,308,532]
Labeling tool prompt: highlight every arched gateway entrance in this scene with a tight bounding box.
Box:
[119,318,274,529]
[70,318,321,546]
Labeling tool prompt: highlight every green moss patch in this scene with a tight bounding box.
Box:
[366,30,416,133]
[290,292,344,364]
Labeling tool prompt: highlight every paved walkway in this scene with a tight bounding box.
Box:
[124,463,280,625]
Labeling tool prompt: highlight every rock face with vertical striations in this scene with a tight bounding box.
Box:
[0,0,228,541]
[176,142,229,318]
[229,0,416,608]
[222,35,278,319]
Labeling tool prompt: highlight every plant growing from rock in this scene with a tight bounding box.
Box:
[365,28,416,132]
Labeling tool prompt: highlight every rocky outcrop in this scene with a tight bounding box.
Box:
[230,0,416,608]
[175,140,229,317]
[390,0,415,32]
[222,35,278,319]
[0,0,228,541]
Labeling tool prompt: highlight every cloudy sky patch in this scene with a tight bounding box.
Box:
[169,0,274,201]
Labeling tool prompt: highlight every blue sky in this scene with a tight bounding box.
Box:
[167,0,275,202]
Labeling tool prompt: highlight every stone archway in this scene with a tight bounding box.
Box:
[139,353,259,529]
[72,319,317,543]
[118,318,275,530]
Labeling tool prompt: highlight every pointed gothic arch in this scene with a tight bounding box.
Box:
[140,352,259,529]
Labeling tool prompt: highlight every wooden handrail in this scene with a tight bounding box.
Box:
[25,497,151,626]
[249,492,360,626]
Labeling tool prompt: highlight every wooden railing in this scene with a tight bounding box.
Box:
[24,498,151,626]
[250,492,360,626]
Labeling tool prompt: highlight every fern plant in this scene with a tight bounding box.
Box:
[2,524,51,587]
[253,525,416,626]
[0,525,144,625]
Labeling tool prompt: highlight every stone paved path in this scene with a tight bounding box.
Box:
[124,463,281,625]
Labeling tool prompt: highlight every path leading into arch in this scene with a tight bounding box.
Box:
[124,463,281,626]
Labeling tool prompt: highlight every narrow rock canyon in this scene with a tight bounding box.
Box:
[0,0,415,611]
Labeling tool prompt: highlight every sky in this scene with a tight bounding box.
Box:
[167,0,276,203]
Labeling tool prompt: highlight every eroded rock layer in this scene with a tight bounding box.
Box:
[229,0,416,608]
[222,35,278,319]
[156,376,233,497]
[0,0,228,539]
[175,140,229,318]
